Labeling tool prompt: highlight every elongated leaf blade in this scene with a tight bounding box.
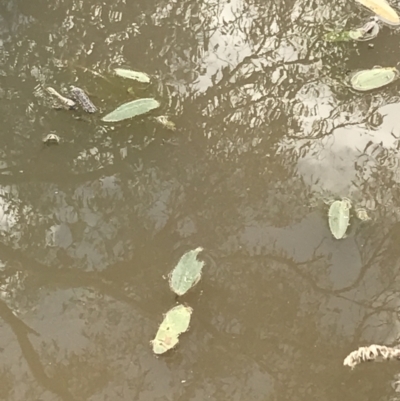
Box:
[114,68,151,83]
[101,98,160,122]
[151,305,193,354]
[356,0,400,25]
[328,200,350,239]
[169,247,205,296]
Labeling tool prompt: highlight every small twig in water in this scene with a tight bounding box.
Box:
[344,345,400,369]
[74,64,113,84]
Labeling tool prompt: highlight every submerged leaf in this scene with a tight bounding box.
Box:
[114,68,151,83]
[324,21,379,42]
[101,98,160,122]
[355,0,400,26]
[155,115,176,131]
[356,208,371,221]
[324,30,361,42]
[169,247,205,296]
[151,304,193,354]
[328,200,351,239]
[350,67,398,91]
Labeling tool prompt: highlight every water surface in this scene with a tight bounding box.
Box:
[1,0,400,400]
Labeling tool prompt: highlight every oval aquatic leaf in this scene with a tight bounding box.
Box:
[356,0,400,26]
[324,19,379,42]
[350,67,398,91]
[328,200,351,239]
[169,247,205,296]
[151,304,193,355]
[101,98,160,122]
[114,68,151,83]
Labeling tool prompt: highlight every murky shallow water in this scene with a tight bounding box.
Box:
[2,0,400,400]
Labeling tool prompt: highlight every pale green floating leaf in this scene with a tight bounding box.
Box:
[328,200,351,239]
[159,304,192,333]
[101,98,160,122]
[350,67,398,91]
[152,331,179,355]
[169,247,205,296]
[356,0,400,26]
[114,68,151,83]
[151,304,193,354]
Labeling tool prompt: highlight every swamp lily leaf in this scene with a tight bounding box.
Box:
[101,98,160,122]
[169,247,204,296]
[151,304,193,354]
[328,200,351,239]
[355,0,400,25]
[114,68,151,83]
[350,67,398,91]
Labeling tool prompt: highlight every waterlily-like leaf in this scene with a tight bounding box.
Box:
[328,200,351,239]
[169,247,204,296]
[151,304,193,354]
[114,68,151,83]
[356,0,400,25]
[350,67,398,91]
[101,98,160,122]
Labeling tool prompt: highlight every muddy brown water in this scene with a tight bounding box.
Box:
[2,0,400,400]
